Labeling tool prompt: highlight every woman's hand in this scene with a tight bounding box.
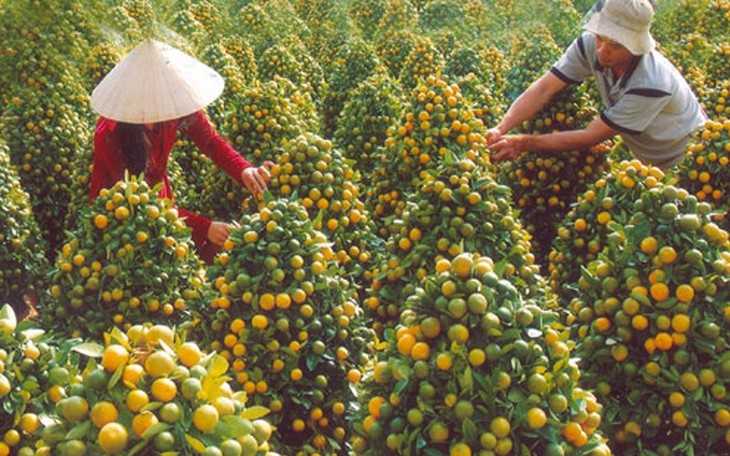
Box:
[241,161,274,195]
[207,221,232,247]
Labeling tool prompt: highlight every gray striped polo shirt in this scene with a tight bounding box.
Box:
[551,32,707,168]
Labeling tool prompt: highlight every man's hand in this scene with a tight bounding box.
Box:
[241,161,274,195]
[486,127,503,147]
[489,134,527,163]
[207,221,232,247]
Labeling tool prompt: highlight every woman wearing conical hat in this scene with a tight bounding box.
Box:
[89,39,272,263]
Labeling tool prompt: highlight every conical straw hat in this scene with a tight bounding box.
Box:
[90,40,224,124]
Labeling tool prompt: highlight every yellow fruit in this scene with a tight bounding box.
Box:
[657,246,677,264]
[91,401,119,428]
[468,348,486,367]
[435,258,451,273]
[611,344,629,362]
[193,404,219,433]
[562,421,583,442]
[252,314,268,330]
[650,282,670,302]
[94,214,108,230]
[411,342,431,361]
[680,372,700,392]
[19,413,40,434]
[429,422,450,443]
[450,442,472,456]
[436,353,453,370]
[671,314,691,333]
[347,368,362,383]
[526,407,547,429]
[715,409,730,427]
[144,350,176,378]
[0,374,9,398]
[212,396,236,416]
[640,236,658,254]
[151,378,177,402]
[397,333,416,356]
[675,285,695,304]
[101,345,130,372]
[178,342,202,368]
[132,411,159,438]
[447,324,469,343]
[699,368,717,387]
[669,391,685,408]
[59,396,89,422]
[98,422,128,455]
[672,410,688,427]
[4,429,20,447]
[126,389,149,413]
[145,325,174,347]
[490,417,511,439]
[451,254,473,278]
[654,332,673,351]
[114,206,130,220]
[122,364,144,387]
[292,418,306,432]
[276,293,292,309]
[368,396,386,418]
[259,293,275,311]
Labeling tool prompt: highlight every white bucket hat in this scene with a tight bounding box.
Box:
[584,0,656,56]
[90,40,224,124]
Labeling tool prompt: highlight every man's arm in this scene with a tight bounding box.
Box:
[488,71,568,143]
[490,116,618,162]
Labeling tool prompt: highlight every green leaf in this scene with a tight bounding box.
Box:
[128,439,148,456]
[240,405,270,420]
[141,422,170,440]
[459,366,474,392]
[220,415,255,438]
[65,420,91,440]
[462,417,478,444]
[72,342,105,358]
[630,291,652,308]
[108,362,124,390]
[393,379,409,396]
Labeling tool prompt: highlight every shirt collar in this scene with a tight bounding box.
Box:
[593,54,643,88]
[620,55,642,88]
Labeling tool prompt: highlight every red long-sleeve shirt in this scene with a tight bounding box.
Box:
[89,110,251,249]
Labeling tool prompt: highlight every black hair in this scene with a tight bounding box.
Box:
[117,122,150,175]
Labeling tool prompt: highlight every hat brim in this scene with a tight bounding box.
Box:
[584,13,656,56]
[90,40,224,124]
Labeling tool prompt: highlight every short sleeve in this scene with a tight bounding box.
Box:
[551,33,594,84]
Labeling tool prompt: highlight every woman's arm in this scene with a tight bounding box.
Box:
[182,111,272,195]
[181,111,252,182]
